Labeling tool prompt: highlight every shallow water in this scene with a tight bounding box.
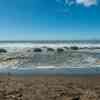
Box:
[0,67,100,75]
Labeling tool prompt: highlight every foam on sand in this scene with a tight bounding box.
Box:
[36,66,56,69]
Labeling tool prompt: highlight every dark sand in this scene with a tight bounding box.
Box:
[0,75,99,100]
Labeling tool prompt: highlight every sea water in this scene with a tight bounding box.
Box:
[0,41,100,75]
[0,67,100,75]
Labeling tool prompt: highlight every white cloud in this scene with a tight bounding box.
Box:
[56,0,98,7]
[76,0,97,7]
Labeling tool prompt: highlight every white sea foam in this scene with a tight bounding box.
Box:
[0,43,100,48]
[0,64,99,70]
[36,66,56,69]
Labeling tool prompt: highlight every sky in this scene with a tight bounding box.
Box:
[0,0,100,40]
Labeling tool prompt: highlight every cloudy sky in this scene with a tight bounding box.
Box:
[0,0,100,40]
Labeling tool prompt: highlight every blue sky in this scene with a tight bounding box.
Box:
[0,0,100,40]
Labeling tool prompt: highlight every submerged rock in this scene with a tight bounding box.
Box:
[34,48,42,52]
[0,48,7,53]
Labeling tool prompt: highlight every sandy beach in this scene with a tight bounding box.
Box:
[0,75,99,100]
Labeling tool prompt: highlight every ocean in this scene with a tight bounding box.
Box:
[0,40,100,75]
[0,67,100,75]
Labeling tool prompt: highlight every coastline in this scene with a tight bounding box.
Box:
[0,41,99,99]
[0,67,100,75]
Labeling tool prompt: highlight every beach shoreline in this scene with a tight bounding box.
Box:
[0,75,99,100]
[0,42,99,99]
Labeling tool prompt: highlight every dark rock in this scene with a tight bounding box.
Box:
[56,48,64,53]
[72,96,80,100]
[0,48,7,53]
[70,46,79,50]
[34,48,42,52]
[47,48,55,52]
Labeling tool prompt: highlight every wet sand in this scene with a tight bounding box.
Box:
[0,75,99,100]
